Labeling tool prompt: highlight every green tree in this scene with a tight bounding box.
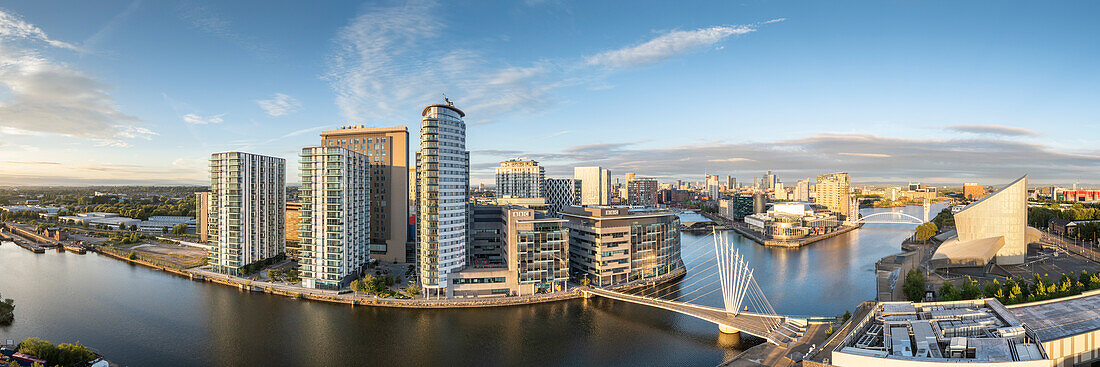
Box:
[902,269,926,302]
[960,277,981,300]
[939,282,961,301]
[404,283,421,297]
[267,269,281,282]
[0,292,14,325]
[914,222,938,242]
[285,267,301,283]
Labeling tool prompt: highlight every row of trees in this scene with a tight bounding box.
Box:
[239,253,287,275]
[17,337,97,367]
[267,267,301,284]
[905,269,1100,305]
[1029,205,1100,227]
[349,274,421,298]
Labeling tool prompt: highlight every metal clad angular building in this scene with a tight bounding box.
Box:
[953,175,1028,265]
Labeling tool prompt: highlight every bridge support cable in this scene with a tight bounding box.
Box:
[642,257,718,298]
[666,276,723,302]
[637,233,719,297]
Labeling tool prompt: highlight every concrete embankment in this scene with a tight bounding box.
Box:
[89,245,687,309]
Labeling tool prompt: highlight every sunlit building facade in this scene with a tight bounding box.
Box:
[417,100,469,295]
[207,152,286,276]
[298,146,371,290]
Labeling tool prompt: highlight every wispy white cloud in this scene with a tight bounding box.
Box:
[585,25,756,68]
[182,113,225,124]
[549,130,572,138]
[0,9,152,146]
[326,1,777,123]
[945,124,1039,137]
[175,0,272,59]
[0,9,82,51]
[838,152,891,158]
[256,93,300,117]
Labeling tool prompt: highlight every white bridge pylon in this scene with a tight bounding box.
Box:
[714,231,778,317]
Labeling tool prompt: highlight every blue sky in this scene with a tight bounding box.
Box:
[0,0,1098,186]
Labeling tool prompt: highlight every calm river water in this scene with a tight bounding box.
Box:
[0,205,941,366]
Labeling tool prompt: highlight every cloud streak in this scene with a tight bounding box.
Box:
[585,25,756,68]
[946,124,1039,137]
[469,133,1100,184]
[256,93,300,117]
[182,113,225,124]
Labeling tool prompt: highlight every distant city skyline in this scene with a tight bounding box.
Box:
[1,1,1099,186]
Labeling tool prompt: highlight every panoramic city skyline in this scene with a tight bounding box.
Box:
[1,1,1099,186]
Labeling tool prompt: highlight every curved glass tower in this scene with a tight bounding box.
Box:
[417,99,469,295]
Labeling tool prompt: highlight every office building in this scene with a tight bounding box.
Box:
[795,179,810,202]
[627,177,659,207]
[417,100,470,296]
[625,172,636,183]
[207,152,286,276]
[320,125,409,263]
[451,205,569,297]
[763,171,778,191]
[574,166,611,205]
[544,178,580,216]
[562,206,682,286]
[963,183,988,200]
[753,192,767,214]
[196,192,210,243]
[285,201,302,259]
[705,174,720,200]
[298,146,371,289]
[495,159,544,199]
[815,172,852,220]
[753,177,760,191]
[727,176,736,191]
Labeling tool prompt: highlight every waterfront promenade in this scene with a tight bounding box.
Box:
[90,244,686,309]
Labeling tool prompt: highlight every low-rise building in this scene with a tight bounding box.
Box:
[562,206,681,287]
[744,202,839,240]
[451,205,569,297]
[829,299,1048,366]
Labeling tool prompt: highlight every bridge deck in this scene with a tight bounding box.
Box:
[585,288,786,343]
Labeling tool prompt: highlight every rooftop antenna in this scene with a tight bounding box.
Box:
[442,92,453,106]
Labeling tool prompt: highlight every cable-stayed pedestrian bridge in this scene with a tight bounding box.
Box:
[580,232,809,347]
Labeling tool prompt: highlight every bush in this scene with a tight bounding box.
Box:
[127,251,138,260]
[17,337,96,367]
[403,283,421,297]
[902,269,926,302]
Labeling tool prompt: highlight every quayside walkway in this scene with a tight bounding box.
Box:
[582,287,805,346]
[580,232,819,348]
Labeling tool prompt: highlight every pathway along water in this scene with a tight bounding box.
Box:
[0,205,940,366]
